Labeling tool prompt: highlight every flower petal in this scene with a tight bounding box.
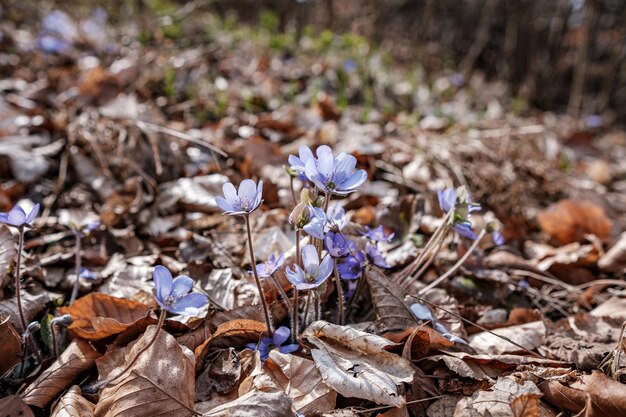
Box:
[338,169,367,191]
[272,326,290,346]
[171,275,194,297]
[8,206,27,226]
[278,343,299,355]
[215,196,234,213]
[153,265,173,301]
[285,265,305,286]
[238,179,257,202]
[25,203,40,224]
[222,182,238,204]
[301,244,319,275]
[170,293,208,315]
[316,149,334,179]
[316,255,333,282]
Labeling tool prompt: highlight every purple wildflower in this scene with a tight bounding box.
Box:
[324,232,355,258]
[0,203,40,228]
[246,326,299,362]
[337,250,365,280]
[362,225,394,242]
[303,145,367,195]
[153,266,208,316]
[285,245,333,290]
[216,179,263,216]
[256,253,285,278]
[492,230,505,246]
[366,244,390,268]
[453,222,478,240]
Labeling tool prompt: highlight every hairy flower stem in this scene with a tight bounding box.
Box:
[317,192,331,257]
[302,290,312,329]
[333,259,344,325]
[291,289,299,343]
[290,177,297,206]
[269,274,293,317]
[69,233,81,305]
[15,226,42,364]
[94,309,166,390]
[418,229,487,295]
[295,229,301,267]
[245,216,274,337]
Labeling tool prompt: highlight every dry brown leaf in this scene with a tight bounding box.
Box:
[201,389,293,417]
[50,386,95,417]
[58,292,149,340]
[537,199,611,245]
[469,321,545,355]
[365,268,418,333]
[196,348,241,402]
[0,315,22,374]
[196,319,267,369]
[0,395,35,417]
[255,350,337,415]
[22,339,102,408]
[303,320,414,407]
[0,286,52,333]
[95,325,195,417]
[453,377,542,417]
[426,396,463,417]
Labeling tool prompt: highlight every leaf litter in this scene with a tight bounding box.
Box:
[0,3,625,417]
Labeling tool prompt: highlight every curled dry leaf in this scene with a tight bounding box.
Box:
[365,268,418,333]
[58,292,150,340]
[539,371,626,417]
[0,315,21,374]
[196,319,267,369]
[22,339,102,408]
[469,321,546,355]
[196,347,241,402]
[255,350,337,415]
[537,199,612,245]
[453,377,542,417]
[95,325,196,417]
[303,320,414,407]
[0,395,35,417]
[202,389,293,417]
[50,386,95,417]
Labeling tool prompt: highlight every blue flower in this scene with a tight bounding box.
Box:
[437,188,458,214]
[366,244,390,268]
[153,266,208,316]
[256,253,285,278]
[285,245,333,290]
[288,145,315,175]
[303,145,367,195]
[453,222,478,240]
[492,230,505,246]
[79,268,96,280]
[337,250,365,280]
[246,326,299,362]
[302,205,347,239]
[0,203,40,228]
[362,225,394,242]
[324,232,355,258]
[216,179,263,216]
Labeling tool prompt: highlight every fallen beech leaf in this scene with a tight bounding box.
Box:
[196,319,267,369]
[365,268,418,333]
[0,315,21,374]
[469,321,545,355]
[0,395,35,417]
[50,386,95,417]
[303,320,414,407]
[22,340,102,408]
[196,348,241,402]
[95,325,195,417]
[58,293,150,340]
[537,199,611,245]
[453,377,541,417]
[202,389,293,417]
[255,350,337,415]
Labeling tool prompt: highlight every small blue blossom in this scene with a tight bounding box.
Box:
[366,244,391,268]
[324,232,355,258]
[303,145,367,195]
[362,225,394,242]
[302,205,347,239]
[285,245,333,290]
[79,268,96,280]
[337,250,366,280]
[37,10,77,53]
[246,326,299,362]
[492,230,505,246]
[453,222,478,240]
[0,203,40,228]
[153,266,208,316]
[256,253,285,278]
[288,145,315,175]
[216,179,263,216]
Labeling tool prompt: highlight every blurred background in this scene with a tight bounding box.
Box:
[2,0,625,124]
